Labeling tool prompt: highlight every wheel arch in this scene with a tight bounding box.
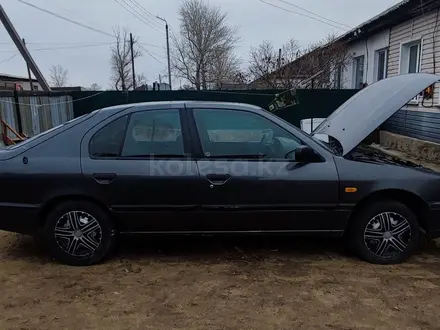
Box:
[348,189,430,231]
[37,195,112,228]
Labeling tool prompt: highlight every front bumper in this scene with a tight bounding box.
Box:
[0,203,40,235]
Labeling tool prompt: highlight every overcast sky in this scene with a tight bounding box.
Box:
[0,0,398,89]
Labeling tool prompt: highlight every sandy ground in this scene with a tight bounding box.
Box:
[2,232,440,330]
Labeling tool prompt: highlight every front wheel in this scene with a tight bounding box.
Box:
[43,201,116,266]
[349,201,420,264]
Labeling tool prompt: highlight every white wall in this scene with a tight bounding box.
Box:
[388,9,440,109]
[342,29,390,89]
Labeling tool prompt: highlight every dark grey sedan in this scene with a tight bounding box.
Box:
[1,73,440,266]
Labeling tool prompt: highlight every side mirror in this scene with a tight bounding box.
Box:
[286,145,320,163]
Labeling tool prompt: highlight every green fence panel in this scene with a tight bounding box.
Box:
[71,89,358,127]
[275,89,358,127]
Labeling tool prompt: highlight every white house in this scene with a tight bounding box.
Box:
[264,0,440,160]
[341,29,390,89]
[329,0,440,155]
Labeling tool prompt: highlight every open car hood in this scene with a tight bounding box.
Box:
[313,73,440,156]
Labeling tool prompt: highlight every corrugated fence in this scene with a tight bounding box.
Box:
[384,109,440,144]
[0,91,74,138]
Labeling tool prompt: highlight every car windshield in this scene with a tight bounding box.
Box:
[6,111,97,150]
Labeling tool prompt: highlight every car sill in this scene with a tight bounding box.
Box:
[119,230,345,236]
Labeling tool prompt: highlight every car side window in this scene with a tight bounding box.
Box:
[121,109,184,157]
[193,109,302,160]
[89,115,128,158]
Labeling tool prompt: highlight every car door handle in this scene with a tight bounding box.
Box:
[206,174,231,186]
[92,173,117,184]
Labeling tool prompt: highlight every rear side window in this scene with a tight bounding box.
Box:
[121,110,183,157]
[89,115,128,157]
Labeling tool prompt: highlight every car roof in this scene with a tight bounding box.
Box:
[98,100,264,115]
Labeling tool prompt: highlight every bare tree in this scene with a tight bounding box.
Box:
[248,38,302,89]
[110,27,142,91]
[297,33,350,89]
[248,34,349,89]
[89,83,101,91]
[135,73,147,88]
[172,0,239,90]
[49,65,68,87]
[208,53,242,89]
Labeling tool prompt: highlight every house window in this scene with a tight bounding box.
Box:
[400,40,422,103]
[334,65,342,89]
[408,44,421,73]
[400,40,421,74]
[375,49,388,81]
[353,55,364,89]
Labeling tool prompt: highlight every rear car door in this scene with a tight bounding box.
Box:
[188,107,342,233]
[81,106,201,233]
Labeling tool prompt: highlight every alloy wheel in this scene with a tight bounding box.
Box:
[54,211,102,257]
[364,212,412,258]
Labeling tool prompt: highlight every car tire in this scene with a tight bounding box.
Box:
[43,201,116,266]
[349,201,420,265]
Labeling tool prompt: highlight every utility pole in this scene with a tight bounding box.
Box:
[130,32,136,90]
[22,38,33,91]
[278,48,282,70]
[0,4,50,91]
[156,16,172,90]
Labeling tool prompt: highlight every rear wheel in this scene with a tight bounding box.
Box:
[43,201,115,266]
[349,201,419,264]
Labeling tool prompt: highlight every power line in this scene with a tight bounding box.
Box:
[259,0,349,31]
[30,43,114,52]
[16,0,114,38]
[0,42,114,53]
[1,40,162,48]
[138,44,165,64]
[0,52,18,65]
[147,49,168,60]
[274,0,351,29]
[129,0,161,21]
[49,1,109,33]
[139,42,164,49]
[27,41,113,45]
[125,0,164,30]
[113,0,164,33]
[0,91,107,107]
[120,0,164,33]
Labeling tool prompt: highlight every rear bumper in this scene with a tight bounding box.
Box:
[0,203,40,235]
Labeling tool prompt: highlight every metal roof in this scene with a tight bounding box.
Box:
[0,73,38,82]
[339,0,439,43]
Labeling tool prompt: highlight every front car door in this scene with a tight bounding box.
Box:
[81,105,201,233]
[188,105,344,234]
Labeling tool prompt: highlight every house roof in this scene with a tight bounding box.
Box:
[338,0,439,43]
[0,73,38,83]
[251,0,440,85]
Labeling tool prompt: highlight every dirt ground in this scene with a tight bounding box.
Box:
[2,232,440,330]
